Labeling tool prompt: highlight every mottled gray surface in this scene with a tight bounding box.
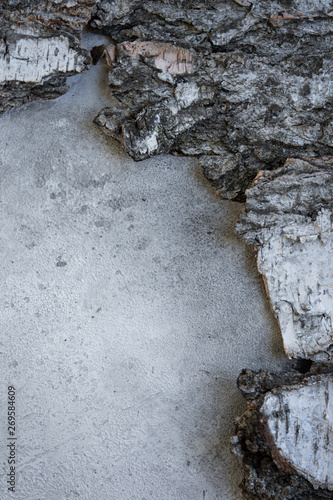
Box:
[0,32,289,500]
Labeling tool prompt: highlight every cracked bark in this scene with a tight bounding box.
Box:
[236,157,333,361]
[91,0,333,199]
[234,157,333,497]
[0,1,93,114]
[232,365,333,499]
[2,1,333,198]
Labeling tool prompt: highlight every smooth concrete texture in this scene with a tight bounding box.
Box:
[0,33,288,500]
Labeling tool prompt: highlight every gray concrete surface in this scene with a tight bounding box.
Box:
[0,32,288,500]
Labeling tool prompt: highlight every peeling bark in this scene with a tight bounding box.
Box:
[232,366,333,499]
[0,1,93,114]
[92,0,333,199]
[2,1,333,198]
[236,157,333,361]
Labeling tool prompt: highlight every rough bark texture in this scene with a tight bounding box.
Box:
[2,1,333,198]
[232,365,333,499]
[236,157,333,361]
[92,0,333,199]
[0,1,93,114]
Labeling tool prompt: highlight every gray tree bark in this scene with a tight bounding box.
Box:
[0,1,93,115]
[92,0,333,199]
[232,365,333,499]
[236,157,333,361]
[2,1,333,199]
